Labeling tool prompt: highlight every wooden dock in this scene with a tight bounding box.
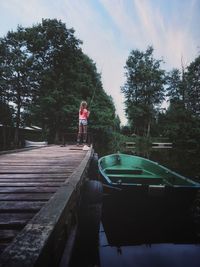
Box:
[125,142,136,149]
[0,145,93,267]
[152,142,173,147]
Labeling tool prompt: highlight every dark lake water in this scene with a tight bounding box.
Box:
[70,146,200,267]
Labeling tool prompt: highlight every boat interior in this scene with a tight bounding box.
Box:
[104,166,166,185]
[100,154,196,186]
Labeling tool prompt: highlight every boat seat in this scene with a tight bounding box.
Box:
[109,176,164,185]
[107,173,162,178]
[105,169,143,175]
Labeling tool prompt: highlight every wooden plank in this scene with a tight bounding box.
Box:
[0,162,71,165]
[0,169,71,173]
[0,201,44,212]
[0,193,53,201]
[0,172,74,175]
[0,178,65,182]
[0,183,62,187]
[0,174,69,178]
[0,230,19,242]
[152,142,173,146]
[0,243,9,254]
[0,187,59,193]
[0,213,35,228]
[0,165,75,169]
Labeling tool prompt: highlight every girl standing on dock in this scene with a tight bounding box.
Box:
[77,101,90,146]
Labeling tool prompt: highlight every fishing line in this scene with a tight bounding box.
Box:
[88,69,102,111]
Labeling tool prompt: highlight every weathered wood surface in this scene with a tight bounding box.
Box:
[0,145,91,261]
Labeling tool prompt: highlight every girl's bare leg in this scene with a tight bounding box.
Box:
[77,125,83,144]
[83,125,87,143]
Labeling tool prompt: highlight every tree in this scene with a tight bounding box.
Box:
[166,69,182,101]
[23,19,82,142]
[121,46,165,136]
[162,100,200,144]
[158,55,200,145]
[0,18,118,147]
[25,19,118,142]
[0,27,35,146]
[185,55,200,116]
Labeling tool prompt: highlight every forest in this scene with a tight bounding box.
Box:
[0,18,200,150]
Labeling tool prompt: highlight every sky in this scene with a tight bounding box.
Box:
[0,0,200,125]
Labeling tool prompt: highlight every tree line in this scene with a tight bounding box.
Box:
[0,18,199,149]
[0,19,119,148]
[121,46,200,146]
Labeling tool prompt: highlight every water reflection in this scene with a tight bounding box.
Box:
[100,196,200,267]
[100,239,200,267]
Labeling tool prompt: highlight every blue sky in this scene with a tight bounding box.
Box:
[0,0,199,125]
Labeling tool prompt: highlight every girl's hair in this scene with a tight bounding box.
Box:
[80,101,87,115]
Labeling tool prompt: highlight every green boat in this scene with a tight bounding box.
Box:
[98,153,200,212]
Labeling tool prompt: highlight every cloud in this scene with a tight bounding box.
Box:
[99,0,199,69]
[0,0,199,125]
[0,0,49,26]
[133,0,199,69]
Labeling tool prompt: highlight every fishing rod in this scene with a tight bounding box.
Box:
[88,70,102,111]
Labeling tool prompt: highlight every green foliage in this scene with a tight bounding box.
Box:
[89,93,117,131]
[0,101,13,126]
[0,28,32,127]
[160,55,200,145]
[166,69,183,101]
[122,46,200,146]
[156,99,200,145]
[185,55,200,116]
[121,125,132,136]
[95,131,131,156]
[122,46,166,136]
[0,18,118,146]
